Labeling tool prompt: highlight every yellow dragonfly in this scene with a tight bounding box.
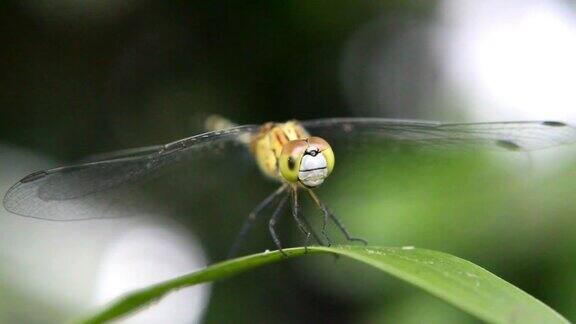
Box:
[4,117,576,256]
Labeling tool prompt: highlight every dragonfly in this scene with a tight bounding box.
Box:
[4,116,576,257]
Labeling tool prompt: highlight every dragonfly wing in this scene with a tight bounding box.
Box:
[302,118,576,151]
[3,125,260,220]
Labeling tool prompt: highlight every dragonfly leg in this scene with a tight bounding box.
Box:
[307,189,333,246]
[300,214,325,246]
[291,187,312,253]
[308,190,368,246]
[331,210,368,245]
[228,185,287,258]
[269,193,289,256]
[300,208,340,261]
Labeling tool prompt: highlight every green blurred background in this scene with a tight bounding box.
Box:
[1,1,576,323]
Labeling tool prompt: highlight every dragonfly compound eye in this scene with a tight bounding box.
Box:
[279,139,308,183]
[296,137,335,188]
[307,137,334,176]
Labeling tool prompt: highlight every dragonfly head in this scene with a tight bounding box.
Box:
[279,137,335,188]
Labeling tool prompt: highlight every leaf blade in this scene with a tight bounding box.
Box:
[79,246,569,324]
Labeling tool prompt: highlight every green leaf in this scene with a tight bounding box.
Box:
[79,246,568,324]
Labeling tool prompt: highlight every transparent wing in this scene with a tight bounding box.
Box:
[7,118,576,221]
[301,118,576,151]
[3,125,260,220]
